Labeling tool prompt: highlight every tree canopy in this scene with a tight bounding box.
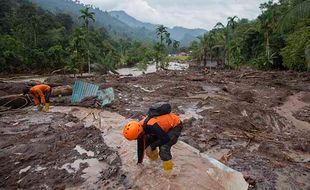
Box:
[190,0,310,71]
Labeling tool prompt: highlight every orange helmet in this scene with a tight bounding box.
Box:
[123,121,143,140]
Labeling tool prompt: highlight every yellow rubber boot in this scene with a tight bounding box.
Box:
[44,103,50,112]
[163,160,173,171]
[148,148,159,161]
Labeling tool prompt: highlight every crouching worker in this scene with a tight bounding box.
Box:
[123,102,183,171]
[23,84,52,111]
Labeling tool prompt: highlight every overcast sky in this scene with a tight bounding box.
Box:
[78,0,273,29]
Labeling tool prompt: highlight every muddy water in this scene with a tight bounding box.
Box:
[0,63,188,83]
[117,62,189,76]
[276,92,310,131]
[51,106,248,190]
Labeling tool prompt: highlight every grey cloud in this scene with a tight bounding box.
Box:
[79,0,272,29]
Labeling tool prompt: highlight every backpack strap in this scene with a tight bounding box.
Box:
[143,115,152,129]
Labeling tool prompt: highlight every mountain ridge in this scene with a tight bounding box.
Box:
[28,0,155,42]
[109,10,207,46]
[28,0,207,46]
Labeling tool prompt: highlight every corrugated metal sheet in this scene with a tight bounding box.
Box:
[71,80,99,103]
[97,87,114,107]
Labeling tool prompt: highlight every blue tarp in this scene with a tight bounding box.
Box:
[71,80,114,107]
[97,87,114,107]
[71,81,99,103]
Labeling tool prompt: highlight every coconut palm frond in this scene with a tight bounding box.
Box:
[279,0,310,31]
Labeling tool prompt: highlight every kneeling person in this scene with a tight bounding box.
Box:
[123,103,183,171]
[24,84,52,111]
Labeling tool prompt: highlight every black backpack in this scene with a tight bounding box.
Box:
[143,102,171,127]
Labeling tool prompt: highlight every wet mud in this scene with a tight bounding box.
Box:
[51,106,248,190]
[0,108,131,189]
[0,67,309,189]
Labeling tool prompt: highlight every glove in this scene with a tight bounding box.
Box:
[163,160,173,171]
[37,105,43,111]
[148,148,159,161]
[44,103,50,112]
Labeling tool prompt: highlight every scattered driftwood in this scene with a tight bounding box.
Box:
[239,72,259,79]
[51,68,64,75]
[133,85,155,93]
[219,152,232,165]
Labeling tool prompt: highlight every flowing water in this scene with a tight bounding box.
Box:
[0,62,188,83]
[116,62,189,76]
[51,106,248,190]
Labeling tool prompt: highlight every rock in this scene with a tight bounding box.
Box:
[107,153,119,165]
[243,174,256,187]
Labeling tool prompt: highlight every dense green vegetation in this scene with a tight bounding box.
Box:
[0,0,117,74]
[1,0,309,74]
[190,0,310,71]
[0,0,179,74]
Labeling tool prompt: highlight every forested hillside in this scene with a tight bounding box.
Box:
[28,0,155,42]
[190,0,310,71]
[0,0,179,74]
[109,10,207,46]
[0,0,122,74]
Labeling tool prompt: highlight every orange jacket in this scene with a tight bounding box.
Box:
[29,84,51,105]
[139,113,181,132]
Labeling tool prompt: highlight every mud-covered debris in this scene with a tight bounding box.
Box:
[243,174,256,187]
[0,109,129,189]
[44,75,74,86]
[293,106,310,123]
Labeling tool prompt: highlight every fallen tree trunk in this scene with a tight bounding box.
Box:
[51,85,73,97]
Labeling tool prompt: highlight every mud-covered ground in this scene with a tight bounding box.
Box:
[94,67,310,190]
[0,66,309,189]
[0,108,131,189]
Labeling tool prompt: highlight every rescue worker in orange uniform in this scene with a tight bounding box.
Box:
[123,103,183,171]
[23,84,52,111]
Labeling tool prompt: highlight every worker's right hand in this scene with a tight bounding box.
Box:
[37,105,43,111]
[136,162,144,169]
[145,146,152,156]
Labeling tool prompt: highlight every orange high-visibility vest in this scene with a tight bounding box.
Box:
[29,84,51,105]
[139,113,181,133]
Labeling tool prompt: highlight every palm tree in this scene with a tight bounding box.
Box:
[155,25,171,70]
[156,25,169,47]
[227,16,239,30]
[260,13,272,59]
[195,31,217,67]
[212,16,238,66]
[214,22,225,29]
[79,7,95,30]
[79,7,95,74]
[173,40,180,53]
[213,22,227,51]
[68,28,87,75]
[165,33,172,46]
[280,0,310,30]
